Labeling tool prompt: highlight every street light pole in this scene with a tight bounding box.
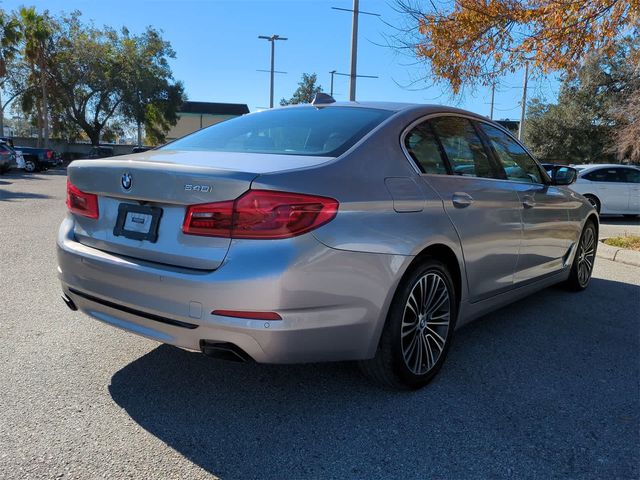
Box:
[258,34,288,108]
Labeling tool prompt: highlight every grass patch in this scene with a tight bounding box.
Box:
[603,235,640,251]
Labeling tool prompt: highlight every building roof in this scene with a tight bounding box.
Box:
[179,101,250,116]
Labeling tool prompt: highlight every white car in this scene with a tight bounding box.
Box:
[570,164,640,217]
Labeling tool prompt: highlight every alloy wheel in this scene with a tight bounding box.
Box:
[401,272,451,376]
[577,225,595,286]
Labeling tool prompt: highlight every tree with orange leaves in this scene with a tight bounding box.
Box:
[396,0,639,93]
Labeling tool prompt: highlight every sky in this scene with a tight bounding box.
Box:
[1,0,561,118]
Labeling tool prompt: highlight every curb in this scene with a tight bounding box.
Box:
[597,240,640,268]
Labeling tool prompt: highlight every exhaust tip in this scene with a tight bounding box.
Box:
[62,293,78,311]
[200,340,253,363]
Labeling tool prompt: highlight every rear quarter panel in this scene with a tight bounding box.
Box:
[249,109,467,298]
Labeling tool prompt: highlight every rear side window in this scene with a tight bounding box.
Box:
[430,116,495,178]
[583,168,627,182]
[163,106,392,157]
[404,123,448,174]
[480,123,542,184]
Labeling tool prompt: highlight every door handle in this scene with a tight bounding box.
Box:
[522,195,536,209]
[452,192,473,208]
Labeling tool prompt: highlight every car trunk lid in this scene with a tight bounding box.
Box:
[67,155,262,270]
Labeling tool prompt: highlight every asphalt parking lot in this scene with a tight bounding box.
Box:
[1,169,639,480]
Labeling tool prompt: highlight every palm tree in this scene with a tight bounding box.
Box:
[0,9,22,134]
[19,6,52,147]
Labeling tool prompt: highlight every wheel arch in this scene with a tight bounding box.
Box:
[582,193,601,213]
[410,243,463,305]
[586,212,599,236]
[367,242,464,358]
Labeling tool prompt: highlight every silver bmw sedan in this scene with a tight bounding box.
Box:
[57,98,598,389]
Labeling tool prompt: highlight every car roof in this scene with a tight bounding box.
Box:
[575,164,639,172]
[283,101,491,120]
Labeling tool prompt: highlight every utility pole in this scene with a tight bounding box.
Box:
[349,0,359,101]
[329,70,337,97]
[518,62,529,140]
[489,82,495,120]
[258,34,288,108]
[331,2,379,101]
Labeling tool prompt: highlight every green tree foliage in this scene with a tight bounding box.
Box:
[18,6,54,147]
[280,73,322,106]
[0,12,24,134]
[525,98,614,164]
[119,27,185,145]
[1,8,185,146]
[0,10,21,78]
[140,82,184,145]
[42,12,185,146]
[46,13,123,146]
[524,40,638,164]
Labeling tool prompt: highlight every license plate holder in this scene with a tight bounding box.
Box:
[113,204,163,243]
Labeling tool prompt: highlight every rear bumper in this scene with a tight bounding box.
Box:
[57,216,410,363]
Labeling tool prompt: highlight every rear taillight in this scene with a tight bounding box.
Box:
[183,189,338,239]
[66,179,99,219]
[46,150,53,159]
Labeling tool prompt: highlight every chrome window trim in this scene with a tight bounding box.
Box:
[399,112,551,186]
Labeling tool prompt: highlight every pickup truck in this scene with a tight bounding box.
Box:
[15,146,59,172]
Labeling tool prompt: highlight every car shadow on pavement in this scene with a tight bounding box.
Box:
[41,168,68,176]
[0,190,52,201]
[109,277,639,480]
[3,170,45,180]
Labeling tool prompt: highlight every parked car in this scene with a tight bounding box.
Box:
[58,100,597,390]
[132,146,151,154]
[0,142,14,173]
[16,146,59,172]
[87,146,114,159]
[570,164,640,217]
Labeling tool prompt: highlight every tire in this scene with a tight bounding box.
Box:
[359,258,458,390]
[24,160,36,173]
[584,194,601,214]
[564,220,597,291]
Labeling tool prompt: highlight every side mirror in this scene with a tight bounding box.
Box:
[549,166,578,186]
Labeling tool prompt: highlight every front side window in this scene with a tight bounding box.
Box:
[430,116,496,178]
[480,123,542,184]
[163,106,392,157]
[404,123,447,174]
[623,168,640,183]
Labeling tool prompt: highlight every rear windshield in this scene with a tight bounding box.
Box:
[163,106,392,157]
